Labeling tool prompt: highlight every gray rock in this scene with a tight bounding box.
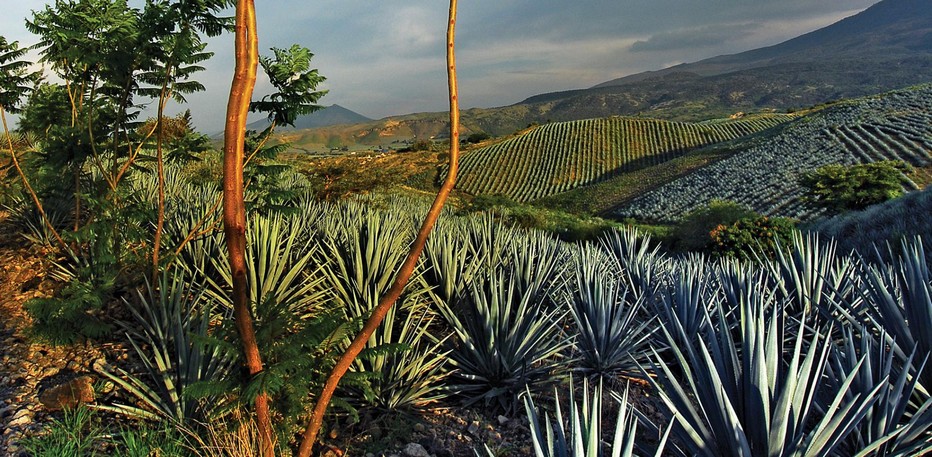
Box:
[467,420,480,436]
[497,415,510,425]
[404,443,430,457]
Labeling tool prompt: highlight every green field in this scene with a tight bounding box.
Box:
[454,114,794,202]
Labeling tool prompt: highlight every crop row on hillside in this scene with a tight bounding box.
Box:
[613,85,932,223]
[454,114,794,202]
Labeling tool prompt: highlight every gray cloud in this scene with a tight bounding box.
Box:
[2,0,879,131]
[630,23,758,52]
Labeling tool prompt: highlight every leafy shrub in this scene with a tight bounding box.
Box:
[25,249,116,345]
[671,200,757,252]
[709,215,796,259]
[800,160,911,215]
[465,131,490,143]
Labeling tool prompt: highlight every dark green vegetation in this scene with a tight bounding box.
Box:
[454,114,794,202]
[800,160,912,215]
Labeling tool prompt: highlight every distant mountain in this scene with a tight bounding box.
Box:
[593,0,932,88]
[246,104,372,131]
[502,0,932,125]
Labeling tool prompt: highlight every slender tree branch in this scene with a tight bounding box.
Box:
[1,106,68,250]
[296,0,460,454]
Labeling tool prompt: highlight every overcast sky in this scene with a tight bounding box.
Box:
[2,0,878,131]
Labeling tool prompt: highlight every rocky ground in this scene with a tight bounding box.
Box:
[0,213,122,456]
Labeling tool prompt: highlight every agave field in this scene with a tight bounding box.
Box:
[614,84,932,222]
[6,150,932,454]
[454,114,794,202]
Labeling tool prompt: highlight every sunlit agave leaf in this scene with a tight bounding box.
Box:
[566,243,654,379]
[645,288,881,457]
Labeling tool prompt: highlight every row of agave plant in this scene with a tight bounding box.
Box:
[17,166,931,456]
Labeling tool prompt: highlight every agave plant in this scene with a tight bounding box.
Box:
[314,209,451,410]
[440,266,569,413]
[655,253,717,350]
[477,378,669,457]
[566,243,654,379]
[842,236,932,390]
[827,327,932,456]
[209,213,324,318]
[645,268,882,457]
[768,232,858,317]
[98,267,235,422]
[599,227,666,301]
[421,217,482,308]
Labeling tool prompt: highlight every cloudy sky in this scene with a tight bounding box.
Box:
[3,0,877,131]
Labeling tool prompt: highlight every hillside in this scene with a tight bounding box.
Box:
[246,104,372,132]
[809,185,932,260]
[594,0,932,87]
[611,84,932,222]
[453,114,795,202]
[282,0,932,142]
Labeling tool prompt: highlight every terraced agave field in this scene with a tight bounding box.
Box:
[613,85,932,222]
[455,114,794,202]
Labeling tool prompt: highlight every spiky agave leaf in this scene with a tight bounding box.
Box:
[209,212,325,318]
[97,267,235,422]
[827,327,932,457]
[655,253,718,351]
[500,377,669,457]
[441,266,569,413]
[599,227,666,302]
[768,232,858,317]
[566,243,654,379]
[844,236,932,388]
[645,268,882,457]
[314,208,451,410]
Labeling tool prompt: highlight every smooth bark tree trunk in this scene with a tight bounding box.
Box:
[221,1,275,456]
[295,0,461,454]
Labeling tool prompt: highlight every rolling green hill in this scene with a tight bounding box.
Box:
[453,114,795,202]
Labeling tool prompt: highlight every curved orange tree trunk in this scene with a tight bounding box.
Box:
[221,1,275,456]
[295,0,461,454]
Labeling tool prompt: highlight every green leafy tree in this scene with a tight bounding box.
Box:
[244,45,327,213]
[0,37,65,248]
[250,44,327,129]
[800,160,911,215]
[135,0,232,280]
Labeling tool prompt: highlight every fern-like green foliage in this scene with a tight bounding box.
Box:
[25,248,116,345]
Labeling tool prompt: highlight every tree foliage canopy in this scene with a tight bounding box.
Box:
[800,160,910,215]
